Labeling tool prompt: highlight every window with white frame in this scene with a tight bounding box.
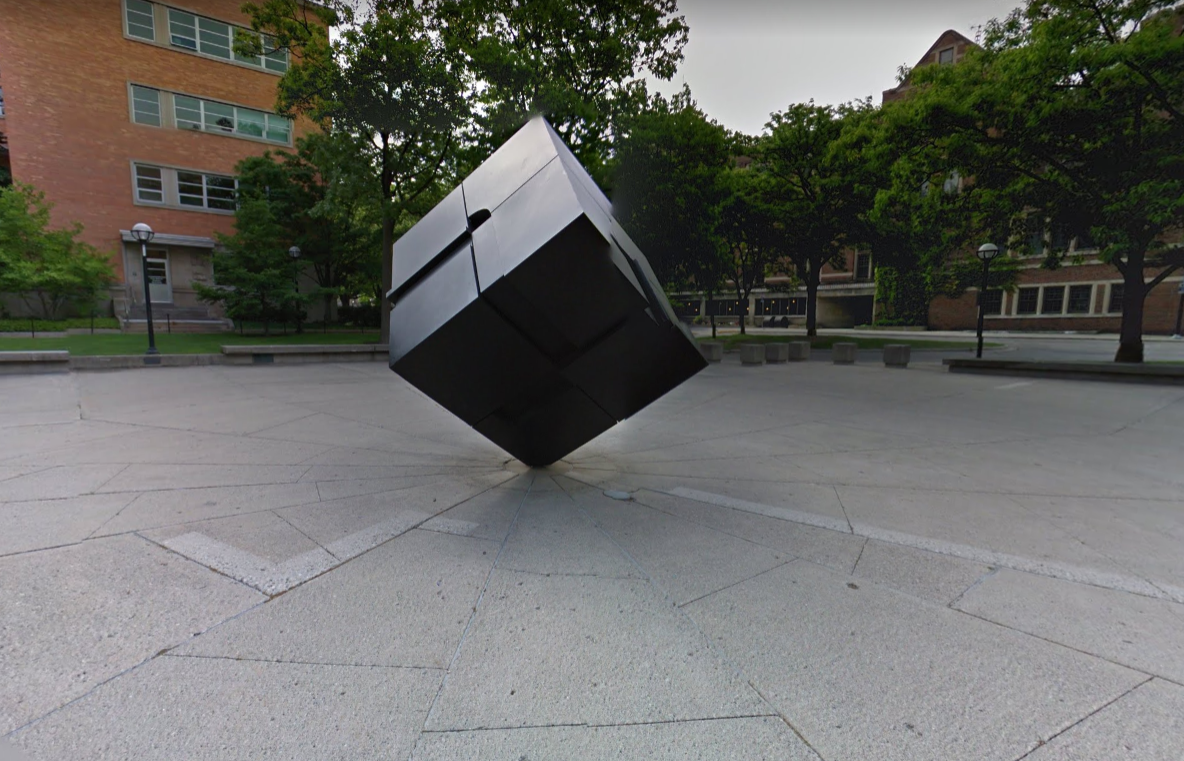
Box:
[174,94,291,144]
[130,85,162,126]
[125,0,155,40]
[938,47,955,64]
[134,164,164,203]
[1107,283,1124,313]
[1067,285,1093,314]
[1041,285,1065,314]
[854,253,872,281]
[1016,287,1039,315]
[981,290,1004,315]
[123,1,289,74]
[133,163,237,212]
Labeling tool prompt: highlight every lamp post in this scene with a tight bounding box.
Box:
[975,242,1000,359]
[1173,280,1183,339]
[289,245,302,334]
[130,223,158,356]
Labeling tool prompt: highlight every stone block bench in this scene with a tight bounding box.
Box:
[222,344,388,366]
[740,343,766,365]
[699,342,723,363]
[0,351,71,375]
[787,341,811,361]
[883,344,911,368]
[832,343,857,365]
[765,343,789,363]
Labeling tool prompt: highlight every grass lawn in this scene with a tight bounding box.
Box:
[696,333,994,351]
[0,331,381,356]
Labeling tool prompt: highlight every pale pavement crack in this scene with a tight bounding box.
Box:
[1011,677,1155,761]
[849,536,869,576]
[410,474,536,759]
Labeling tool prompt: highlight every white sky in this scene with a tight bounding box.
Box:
[651,0,1024,135]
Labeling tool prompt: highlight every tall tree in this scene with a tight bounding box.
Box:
[242,0,470,343]
[715,155,781,336]
[900,0,1184,362]
[429,0,689,183]
[612,90,732,335]
[759,102,876,336]
[0,184,114,319]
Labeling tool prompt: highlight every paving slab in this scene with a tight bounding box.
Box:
[0,464,128,502]
[955,569,1184,682]
[421,485,527,542]
[412,716,818,760]
[96,463,310,493]
[142,509,327,567]
[426,570,767,730]
[853,539,993,605]
[574,490,790,605]
[1022,678,1184,761]
[0,535,262,734]
[92,482,321,536]
[630,488,865,575]
[0,493,135,556]
[683,561,1144,761]
[10,656,441,761]
[175,530,500,669]
[496,492,640,579]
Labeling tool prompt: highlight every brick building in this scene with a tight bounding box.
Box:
[0,0,314,326]
[883,29,1184,335]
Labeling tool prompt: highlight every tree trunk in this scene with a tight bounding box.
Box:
[1112,269,1141,364]
[1115,262,1146,363]
[805,262,821,338]
[735,284,746,335]
[380,214,394,344]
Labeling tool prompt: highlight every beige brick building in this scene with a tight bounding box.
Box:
[0,0,314,324]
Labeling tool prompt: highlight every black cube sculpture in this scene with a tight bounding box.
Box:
[387,117,706,466]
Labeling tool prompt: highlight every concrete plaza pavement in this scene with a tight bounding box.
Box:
[1,358,1182,760]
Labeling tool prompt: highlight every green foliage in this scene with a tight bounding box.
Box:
[0,317,120,332]
[430,0,688,182]
[612,89,732,296]
[757,101,878,335]
[0,184,115,319]
[900,0,1184,360]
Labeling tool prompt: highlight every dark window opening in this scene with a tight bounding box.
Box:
[706,299,748,316]
[1041,286,1065,315]
[1017,288,1039,314]
[854,253,872,281]
[1108,284,1124,314]
[1067,285,1093,314]
[980,290,1004,315]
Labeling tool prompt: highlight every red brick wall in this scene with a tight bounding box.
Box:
[0,0,315,280]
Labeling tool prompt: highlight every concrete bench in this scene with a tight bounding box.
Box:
[832,343,857,365]
[765,343,789,363]
[740,343,766,365]
[883,344,911,368]
[221,344,388,365]
[699,342,723,363]
[787,341,811,361]
[0,351,71,375]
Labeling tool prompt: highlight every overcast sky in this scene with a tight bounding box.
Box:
[650,0,1024,135]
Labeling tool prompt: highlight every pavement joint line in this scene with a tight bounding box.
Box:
[414,474,536,751]
[665,486,1178,602]
[831,485,854,533]
[418,713,784,734]
[676,560,796,609]
[82,492,142,541]
[947,567,1002,609]
[272,509,339,561]
[849,537,869,576]
[240,411,322,437]
[570,487,825,759]
[161,653,445,671]
[496,567,641,581]
[1011,676,1156,761]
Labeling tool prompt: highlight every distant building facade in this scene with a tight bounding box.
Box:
[0,0,314,325]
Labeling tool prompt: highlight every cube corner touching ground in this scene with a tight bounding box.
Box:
[386,117,708,467]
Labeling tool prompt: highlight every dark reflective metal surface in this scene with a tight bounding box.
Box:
[387,116,707,466]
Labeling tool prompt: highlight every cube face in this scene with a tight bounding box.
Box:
[388,117,707,466]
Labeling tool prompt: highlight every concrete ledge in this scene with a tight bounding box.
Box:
[765,343,789,363]
[740,343,766,365]
[221,344,388,365]
[944,358,1184,385]
[70,354,223,371]
[884,344,911,368]
[833,343,857,365]
[699,342,723,363]
[787,341,810,361]
[0,351,71,375]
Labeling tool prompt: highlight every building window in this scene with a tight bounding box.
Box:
[1074,229,1096,251]
[130,85,162,126]
[854,253,872,281]
[706,300,748,316]
[942,170,961,194]
[1067,285,1093,314]
[1016,287,1039,315]
[1108,283,1124,314]
[1041,285,1065,314]
[134,165,165,203]
[125,0,156,41]
[177,171,237,210]
[174,94,292,144]
[981,290,1004,316]
[938,47,955,64]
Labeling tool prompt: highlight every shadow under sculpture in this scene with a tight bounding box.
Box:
[387,117,707,466]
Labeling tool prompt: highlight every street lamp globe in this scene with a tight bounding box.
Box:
[130,222,155,245]
[976,242,1000,262]
[289,245,301,260]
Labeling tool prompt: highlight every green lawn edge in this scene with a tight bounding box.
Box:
[695,333,995,350]
[0,332,381,356]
